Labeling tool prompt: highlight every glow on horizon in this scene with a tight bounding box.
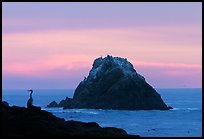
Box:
[2,2,202,89]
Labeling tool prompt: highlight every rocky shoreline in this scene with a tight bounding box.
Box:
[2,102,139,137]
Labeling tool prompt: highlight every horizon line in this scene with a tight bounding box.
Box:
[2,87,202,90]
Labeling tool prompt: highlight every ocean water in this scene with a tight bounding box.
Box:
[2,88,202,137]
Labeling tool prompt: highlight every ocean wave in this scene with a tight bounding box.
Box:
[171,108,200,111]
[44,107,201,114]
[67,109,99,115]
[44,108,99,115]
[43,107,64,113]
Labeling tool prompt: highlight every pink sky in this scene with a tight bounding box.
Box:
[2,2,202,89]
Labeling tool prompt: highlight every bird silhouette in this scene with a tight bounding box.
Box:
[27,89,33,108]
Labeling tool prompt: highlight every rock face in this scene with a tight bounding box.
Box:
[47,97,76,108]
[2,102,138,137]
[47,55,170,110]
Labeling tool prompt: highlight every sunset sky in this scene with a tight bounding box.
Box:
[2,2,202,89]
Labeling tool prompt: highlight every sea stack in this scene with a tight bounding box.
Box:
[48,55,170,110]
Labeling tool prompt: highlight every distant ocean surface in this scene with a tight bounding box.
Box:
[2,88,202,137]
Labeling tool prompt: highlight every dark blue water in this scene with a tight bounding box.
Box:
[2,88,202,137]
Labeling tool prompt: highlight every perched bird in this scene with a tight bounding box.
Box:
[27,89,33,108]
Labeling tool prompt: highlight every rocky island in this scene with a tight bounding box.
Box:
[47,55,172,110]
[2,102,138,137]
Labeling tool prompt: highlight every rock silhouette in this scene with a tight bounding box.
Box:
[2,102,138,137]
[47,55,171,110]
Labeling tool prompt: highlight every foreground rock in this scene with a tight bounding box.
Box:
[47,55,171,110]
[2,102,138,137]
